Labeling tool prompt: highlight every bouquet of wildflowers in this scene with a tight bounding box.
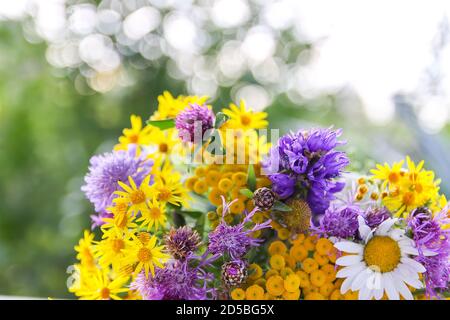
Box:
[67,91,450,300]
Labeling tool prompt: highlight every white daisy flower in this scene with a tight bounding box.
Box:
[334,216,431,300]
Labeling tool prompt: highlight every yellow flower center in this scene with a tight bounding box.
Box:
[137,247,152,262]
[364,236,401,273]
[115,202,128,215]
[402,192,415,206]
[150,208,162,219]
[100,287,110,299]
[159,143,168,153]
[130,190,146,204]
[413,183,423,193]
[158,188,171,201]
[129,134,139,143]
[388,172,399,183]
[240,114,251,126]
[111,239,125,253]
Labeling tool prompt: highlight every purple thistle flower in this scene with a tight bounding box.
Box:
[408,206,450,297]
[164,226,202,261]
[312,203,361,239]
[363,206,391,229]
[81,145,153,214]
[208,198,272,259]
[263,127,349,216]
[175,103,215,143]
[131,254,217,300]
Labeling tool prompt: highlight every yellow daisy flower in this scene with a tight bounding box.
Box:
[370,159,405,188]
[114,175,153,216]
[115,115,153,152]
[146,127,183,163]
[101,198,138,238]
[75,268,129,300]
[136,197,167,231]
[74,230,96,270]
[222,100,268,130]
[122,234,169,278]
[94,233,130,270]
[153,162,189,207]
[151,91,209,120]
[373,156,442,217]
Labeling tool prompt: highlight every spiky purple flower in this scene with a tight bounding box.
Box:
[175,103,215,143]
[208,198,272,259]
[164,226,202,261]
[364,206,391,229]
[81,146,153,214]
[263,127,349,215]
[408,206,450,297]
[312,203,361,239]
[131,254,217,300]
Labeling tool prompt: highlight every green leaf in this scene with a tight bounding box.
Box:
[181,210,203,219]
[146,118,175,130]
[239,188,254,199]
[172,211,186,227]
[247,164,256,191]
[214,112,229,129]
[273,200,292,212]
[194,214,206,238]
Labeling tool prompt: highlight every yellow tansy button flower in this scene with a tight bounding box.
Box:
[246,285,265,300]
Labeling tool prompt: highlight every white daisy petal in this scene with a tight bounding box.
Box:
[401,257,426,273]
[383,272,400,300]
[358,283,372,300]
[373,274,384,300]
[334,241,364,254]
[398,238,415,247]
[339,264,367,295]
[375,218,398,236]
[341,274,358,295]
[358,216,372,241]
[336,263,366,278]
[400,245,418,256]
[388,229,406,241]
[392,270,414,300]
[396,263,420,280]
[403,276,423,289]
[422,249,439,257]
[336,254,363,267]
[351,268,372,291]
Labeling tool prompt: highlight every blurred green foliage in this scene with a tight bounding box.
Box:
[0,23,175,297]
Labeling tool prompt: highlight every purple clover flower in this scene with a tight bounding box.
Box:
[131,254,217,300]
[81,145,153,214]
[364,206,391,229]
[263,127,349,215]
[175,103,215,143]
[208,198,272,259]
[312,203,361,239]
[408,207,450,297]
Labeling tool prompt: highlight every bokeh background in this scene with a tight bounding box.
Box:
[1,0,450,298]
